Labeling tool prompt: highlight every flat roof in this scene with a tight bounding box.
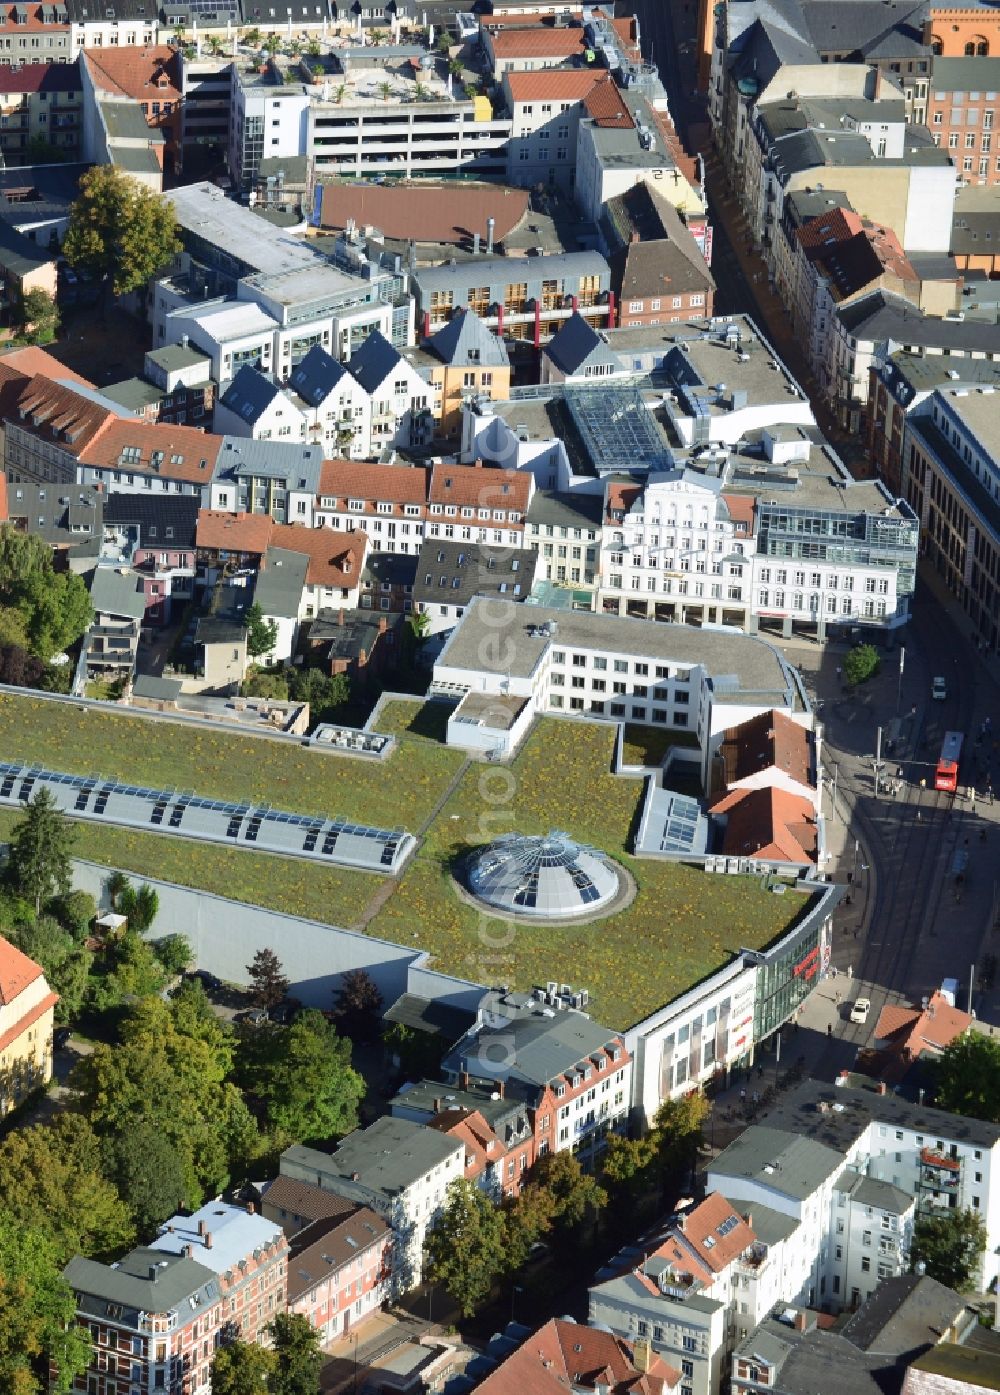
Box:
[176,300,277,343]
[453,691,528,731]
[708,1125,846,1200]
[168,181,321,277]
[437,596,800,701]
[283,1116,461,1199]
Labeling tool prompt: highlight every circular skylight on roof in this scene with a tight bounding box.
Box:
[465,831,623,921]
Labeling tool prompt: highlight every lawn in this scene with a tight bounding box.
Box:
[621,723,701,768]
[367,719,810,1028]
[0,695,811,1030]
[0,692,465,832]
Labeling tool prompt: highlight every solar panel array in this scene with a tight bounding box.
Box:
[0,761,413,875]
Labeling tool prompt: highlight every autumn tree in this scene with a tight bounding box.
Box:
[0,1215,90,1395]
[532,1149,607,1229]
[62,166,180,299]
[0,1115,134,1264]
[424,1178,508,1317]
[267,1313,323,1395]
[247,947,290,1010]
[501,1180,556,1271]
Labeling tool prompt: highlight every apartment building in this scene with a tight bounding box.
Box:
[403,309,511,438]
[143,343,216,427]
[924,57,1000,184]
[148,1201,289,1346]
[101,493,199,625]
[0,61,81,161]
[713,1080,1000,1294]
[601,183,715,328]
[502,67,608,190]
[0,1,72,68]
[313,458,429,552]
[286,1206,391,1342]
[831,288,1000,433]
[899,380,1000,650]
[64,1249,225,1395]
[590,1193,798,1395]
[925,0,1000,58]
[525,488,602,598]
[279,1116,465,1290]
[215,365,309,443]
[411,251,613,345]
[66,0,156,55]
[82,44,182,176]
[441,987,632,1167]
[208,437,324,523]
[0,934,56,1115]
[76,420,228,501]
[414,538,536,638]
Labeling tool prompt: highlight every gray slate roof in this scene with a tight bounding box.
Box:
[444,994,622,1093]
[414,539,535,610]
[346,329,402,395]
[543,312,616,378]
[89,567,146,621]
[708,1125,845,1200]
[758,1078,1000,1151]
[425,308,509,369]
[289,343,351,407]
[282,1116,461,1201]
[837,289,1000,351]
[220,365,283,424]
[841,1273,970,1356]
[216,437,325,489]
[254,546,308,619]
[65,1247,219,1318]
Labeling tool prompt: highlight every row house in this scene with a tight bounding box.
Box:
[441,987,632,1167]
[526,489,603,599]
[280,1116,465,1292]
[101,494,198,626]
[0,935,57,1116]
[590,1192,793,1395]
[0,61,82,163]
[64,1249,224,1395]
[286,1207,391,1343]
[924,56,1000,185]
[391,1078,537,1200]
[149,1201,289,1346]
[195,508,276,586]
[424,461,532,551]
[3,372,118,486]
[76,420,227,502]
[207,438,325,525]
[402,309,512,439]
[143,343,216,428]
[710,1078,1000,1298]
[411,251,613,346]
[502,67,609,192]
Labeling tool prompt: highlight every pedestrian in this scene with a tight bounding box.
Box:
[845,893,852,905]
[832,965,838,979]
[836,665,842,682]
[827,1022,833,1037]
[740,1086,746,1103]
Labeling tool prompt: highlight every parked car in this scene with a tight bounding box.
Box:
[850,997,871,1025]
[53,1026,72,1049]
[932,676,947,701]
[236,1007,268,1027]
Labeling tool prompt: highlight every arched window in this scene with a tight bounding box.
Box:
[965,40,976,54]
[978,38,990,55]
[930,35,943,53]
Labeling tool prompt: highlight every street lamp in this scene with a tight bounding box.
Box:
[896,646,905,716]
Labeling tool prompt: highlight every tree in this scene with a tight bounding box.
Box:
[331,967,383,1042]
[448,56,464,80]
[247,947,290,1010]
[0,643,46,688]
[935,1032,1000,1121]
[153,933,193,976]
[383,1020,447,1080]
[102,1122,190,1240]
[8,788,75,913]
[407,609,431,642]
[911,1209,986,1291]
[245,602,279,660]
[48,889,97,942]
[105,869,129,910]
[435,29,451,51]
[242,667,289,701]
[653,1089,710,1182]
[117,881,159,935]
[244,25,261,44]
[843,642,881,690]
[210,1342,277,1395]
[0,1215,90,1395]
[602,1132,659,1207]
[532,1150,607,1229]
[0,526,92,660]
[501,1180,555,1271]
[268,1313,323,1395]
[62,166,180,299]
[378,79,392,101]
[238,1010,364,1147]
[19,287,59,344]
[71,996,256,1205]
[10,914,90,1023]
[286,666,350,725]
[0,1115,134,1264]
[424,1178,507,1317]
[86,931,167,1015]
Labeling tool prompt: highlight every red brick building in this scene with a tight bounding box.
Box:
[925,56,1000,184]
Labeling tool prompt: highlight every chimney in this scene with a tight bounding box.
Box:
[793,1311,808,1332]
[486,216,495,254]
[339,607,345,627]
[433,1097,443,1113]
[204,1231,213,1249]
[181,333,189,348]
[473,457,484,469]
[459,1070,470,1088]
[148,1265,159,1280]
[246,1200,256,1215]
[183,1244,194,1259]
[744,1211,752,1230]
[378,616,387,634]
[352,1171,361,1182]
[197,1220,207,1237]
[474,232,481,255]
[495,1079,504,1099]
[632,1338,652,1374]
[630,230,641,245]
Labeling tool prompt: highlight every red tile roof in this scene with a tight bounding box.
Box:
[0,62,79,95]
[0,347,91,387]
[12,375,117,458]
[428,1107,503,1182]
[605,481,642,523]
[82,45,181,104]
[318,459,430,509]
[196,509,275,555]
[505,69,607,101]
[269,523,367,588]
[0,988,58,1056]
[475,1319,680,1395]
[488,25,588,56]
[79,420,225,484]
[667,1193,755,1274]
[710,786,818,864]
[428,462,530,514]
[0,4,68,31]
[721,493,756,531]
[263,1175,359,1226]
[0,934,44,1006]
[318,183,529,247]
[875,991,973,1059]
[719,708,815,791]
[584,75,634,128]
[796,207,865,251]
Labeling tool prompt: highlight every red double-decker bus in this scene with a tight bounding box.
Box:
[935,731,964,793]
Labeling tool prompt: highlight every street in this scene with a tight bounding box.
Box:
[630,0,1000,1089]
